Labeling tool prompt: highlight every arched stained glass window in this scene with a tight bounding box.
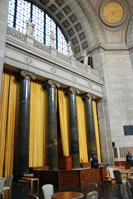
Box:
[8,0,68,55]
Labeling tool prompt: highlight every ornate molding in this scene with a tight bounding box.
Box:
[81,93,96,100]
[43,79,60,88]
[20,70,36,80]
[64,87,80,95]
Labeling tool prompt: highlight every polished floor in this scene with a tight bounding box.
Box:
[11,181,133,199]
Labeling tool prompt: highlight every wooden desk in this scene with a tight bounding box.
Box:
[51,192,84,199]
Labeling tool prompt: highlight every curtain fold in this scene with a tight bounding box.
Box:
[0,73,19,177]
[0,73,10,177]
[29,81,48,167]
[4,75,20,177]
[58,90,69,156]
[76,96,88,163]
[92,100,101,163]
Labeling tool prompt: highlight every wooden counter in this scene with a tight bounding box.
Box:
[34,167,102,189]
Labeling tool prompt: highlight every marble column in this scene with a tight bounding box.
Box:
[84,94,97,159]
[0,0,9,94]
[65,87,80,169]
[18,70,35,175]
[43,80,60,170]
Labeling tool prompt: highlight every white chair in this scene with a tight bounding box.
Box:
[86,191,98,199]
[130,167,133,175]
[0,178,5,192]
[3,174,13,190]
[108,168,115,181]
[86,182,98,195]
[0,178,5,199]
[42,184,54,199]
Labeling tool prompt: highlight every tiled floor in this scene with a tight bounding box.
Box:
[11,181,133,199]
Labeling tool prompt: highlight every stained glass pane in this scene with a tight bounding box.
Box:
[16,0,31,34]
[8,0,15,27]
[32,5,44,43]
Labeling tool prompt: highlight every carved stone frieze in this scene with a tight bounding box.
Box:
[57,51,70,63]
[34,40,50,53]
[7,27,26,42]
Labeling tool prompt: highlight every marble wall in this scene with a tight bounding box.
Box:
[0,0,9,93]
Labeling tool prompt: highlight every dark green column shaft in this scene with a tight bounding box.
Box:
[68,92,80,169]
[85,98,97,159]
[47,86,58,170]
[18,76,30,175]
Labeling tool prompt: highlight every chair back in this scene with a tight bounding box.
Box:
[0,178,5,192]
[130,167,133,172]
[86,191,98,199]
[113,170,122,184]
[28,194,39,199]
[108,168,115,180]
[86,182,98,194]
[4,174,13,187]
[42,184,54,199]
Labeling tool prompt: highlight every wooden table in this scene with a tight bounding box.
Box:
[51,192,84,199]
[21,177,39,188]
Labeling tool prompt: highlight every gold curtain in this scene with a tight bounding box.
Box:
[76,96,88,163]
[0,73,19,177]
[4,75,20,177]
[92,100,101,163]
[58,90,69,156]
[29,81,48,167]
[0,73,10,177]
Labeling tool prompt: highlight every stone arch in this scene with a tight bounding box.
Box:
[126,15,133,47]
[34,0,105,58]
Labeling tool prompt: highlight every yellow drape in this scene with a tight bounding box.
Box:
[76,96,88,163]
[0,73,10,177]
[92,100,101,163]
[29,81,48,167]
[58,90,69,156]
[0,73,19,177]
[4,75,20,177]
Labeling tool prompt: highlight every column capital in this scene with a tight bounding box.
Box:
[20,70,36,80]
[43,79,60,89]
[82,93,96,100]
[64,87,80,95]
